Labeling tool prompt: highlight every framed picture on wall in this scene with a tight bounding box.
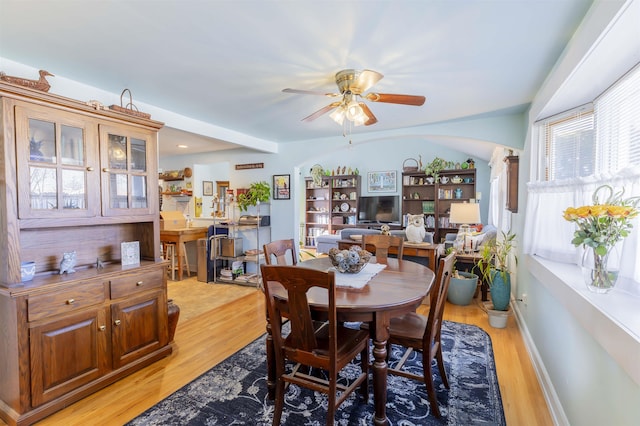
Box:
[367,170,397,192]
[273,174,290,200]
[203,181,213,196]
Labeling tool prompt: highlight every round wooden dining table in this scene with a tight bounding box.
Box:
[265,257,435,426]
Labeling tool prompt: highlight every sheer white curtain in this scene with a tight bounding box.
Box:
[487,147,511,233]
[523,168,640,282]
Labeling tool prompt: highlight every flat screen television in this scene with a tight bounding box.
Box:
[358,195,401,224]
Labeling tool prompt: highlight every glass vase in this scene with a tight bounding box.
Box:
[581,246,621,293]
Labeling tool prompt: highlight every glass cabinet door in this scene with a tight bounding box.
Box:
[15,104,99,219]
[100,124,155,216]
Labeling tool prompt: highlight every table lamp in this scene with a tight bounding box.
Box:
[449,202,481,253]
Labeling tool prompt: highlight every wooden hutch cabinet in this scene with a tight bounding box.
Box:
[0,82,170,426]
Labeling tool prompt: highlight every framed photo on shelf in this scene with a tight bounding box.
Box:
[273,174,290,200]
[367,170,397,192]
[121,241,140,266]
[203,181,213,196]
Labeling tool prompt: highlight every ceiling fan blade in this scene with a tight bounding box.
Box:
[283,88,340,97]
[359,102,378,126]
[364,92,426,106]
[301,102,342,122]
[350,69,384,94]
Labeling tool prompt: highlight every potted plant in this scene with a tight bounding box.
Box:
[423,157,449,182]
[446,248,479,306]
[477,230,517,327]
[237,181,270,212]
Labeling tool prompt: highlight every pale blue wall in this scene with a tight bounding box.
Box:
[513,1,640,425]
[159,114,525,245]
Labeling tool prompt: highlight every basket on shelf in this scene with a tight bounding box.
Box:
[109,88,151,119]
[402,158,419,172]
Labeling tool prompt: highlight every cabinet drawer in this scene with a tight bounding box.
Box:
[28,281,106,322]
[110,269,164,299]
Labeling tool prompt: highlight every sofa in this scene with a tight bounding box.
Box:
[443,224,498,251]
[315,228,434,254]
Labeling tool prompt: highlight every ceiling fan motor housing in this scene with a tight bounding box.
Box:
[335,69,362,94]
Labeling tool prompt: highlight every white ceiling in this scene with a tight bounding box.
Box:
[0,0,594,158]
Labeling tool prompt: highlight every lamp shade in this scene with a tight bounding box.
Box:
[449,202,481,224]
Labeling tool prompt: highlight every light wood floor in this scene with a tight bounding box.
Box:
[17,273,553,426]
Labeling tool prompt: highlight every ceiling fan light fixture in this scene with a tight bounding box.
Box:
[284,68,424,127]
[352,111,367,127]
[329,106,346,125]
[345,99,364,121]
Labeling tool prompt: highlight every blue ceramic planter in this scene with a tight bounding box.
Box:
[489,270,511,311]
[447,272,478,306]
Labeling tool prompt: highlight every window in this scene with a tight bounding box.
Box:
[594,65,640,173]
[525,63,640,286]
[537,63,640,182]
[541,107,594,181]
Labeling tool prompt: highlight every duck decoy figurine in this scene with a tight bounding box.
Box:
[0,69,54,92]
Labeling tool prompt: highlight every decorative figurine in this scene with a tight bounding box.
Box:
[466,158,475,169]
[405,214,426,243]
[310,164,324,186]
[30,137,45,161]
[0,69,54,92]
[380,224,391,236]
[59,251,77,275]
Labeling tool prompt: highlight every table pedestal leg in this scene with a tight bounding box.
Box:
[372,337,389,426]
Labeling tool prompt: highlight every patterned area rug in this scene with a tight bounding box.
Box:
[127,321,505,425]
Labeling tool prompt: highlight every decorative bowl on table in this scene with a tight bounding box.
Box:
[20,261,36,282]
[328,246,371,273]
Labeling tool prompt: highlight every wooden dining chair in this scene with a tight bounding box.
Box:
[262,239,298,399]
[260,264,370,426]
[362,234,404,263]
[263,239,298,266]
[385,251,455,418]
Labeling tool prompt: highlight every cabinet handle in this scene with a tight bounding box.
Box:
[102,167,110,172]
[99,325,106,331]
[136,281,143,286]
[66,299,75,304]
[114,319,121,326]
[86,166,94,171]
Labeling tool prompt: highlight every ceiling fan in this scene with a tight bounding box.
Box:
[283,69,426,127]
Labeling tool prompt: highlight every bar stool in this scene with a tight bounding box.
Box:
[179,242,191,278]
[163,243,177,280]
[162,242,190,280]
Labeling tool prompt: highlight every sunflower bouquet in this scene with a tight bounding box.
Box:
[563,185,639,292]
[563,185,639,255]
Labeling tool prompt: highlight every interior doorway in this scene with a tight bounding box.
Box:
[215,180,229,217]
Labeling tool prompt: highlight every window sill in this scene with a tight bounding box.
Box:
[526,255,640,386]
